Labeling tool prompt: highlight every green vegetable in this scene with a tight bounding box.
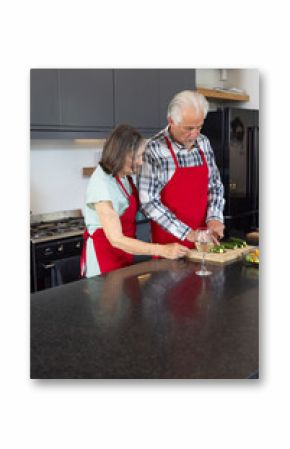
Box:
[220,241,238,249]
[210,238,247,253]
[210,245,226,253]
[229,237,247,247]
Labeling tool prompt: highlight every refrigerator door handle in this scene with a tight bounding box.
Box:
[247,126,259,206]
[252,127,259,212]
[247,125,259,229]
[246,127,253,201]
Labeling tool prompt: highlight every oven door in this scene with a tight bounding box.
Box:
[42,255,81,289]
[31,236,83,292]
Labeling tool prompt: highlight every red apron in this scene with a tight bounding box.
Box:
[151,135,208,249]
[80,176,139,276]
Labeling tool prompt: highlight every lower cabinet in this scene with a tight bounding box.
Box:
[134,220,152,263]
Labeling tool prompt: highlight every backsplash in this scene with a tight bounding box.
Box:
[30,140,104,215]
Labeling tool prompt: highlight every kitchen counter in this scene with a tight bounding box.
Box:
[30,259,259,379]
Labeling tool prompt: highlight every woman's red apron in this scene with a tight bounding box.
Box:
[151,135,208,249]
[80,176,139,276]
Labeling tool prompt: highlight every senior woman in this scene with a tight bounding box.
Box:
[80,124,189,277]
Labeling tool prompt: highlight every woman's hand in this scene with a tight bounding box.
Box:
[159,243,189,260]
[94,202,189,259]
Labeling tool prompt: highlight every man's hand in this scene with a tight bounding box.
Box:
[207,220,224,244]
[186,222,224,245]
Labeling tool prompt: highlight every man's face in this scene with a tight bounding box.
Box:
[169,108,204,149]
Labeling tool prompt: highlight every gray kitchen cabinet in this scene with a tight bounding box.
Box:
[31,69,114,138]
[134,218,152,263]
[114,69,195,134]
[159,69,196,128]
[30,68,195,138]
[30,69,60,127]
[114,69,161,129]
[59,69,114,128]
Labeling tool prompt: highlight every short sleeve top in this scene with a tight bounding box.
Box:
[85,164,133,232]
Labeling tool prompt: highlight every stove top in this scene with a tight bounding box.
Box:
[30,210,85,243]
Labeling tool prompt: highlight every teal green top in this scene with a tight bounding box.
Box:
[84,165,133,277]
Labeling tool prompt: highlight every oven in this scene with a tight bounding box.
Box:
[30,210,85,292]
[31,236,83,292]
[30,210,150,292]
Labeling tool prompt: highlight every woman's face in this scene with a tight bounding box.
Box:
[119,142,146,177]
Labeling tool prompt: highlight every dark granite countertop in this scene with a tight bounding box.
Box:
[31,259,259,379]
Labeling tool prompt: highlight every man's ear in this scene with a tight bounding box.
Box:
[168,117,173,126]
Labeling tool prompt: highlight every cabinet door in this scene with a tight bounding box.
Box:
[159,69,195,128]
[59,69,114,128]
[114,69,160,129]
[114,69,195,132]
[30,69,60,127]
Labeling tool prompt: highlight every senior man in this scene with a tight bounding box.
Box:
[138,90,225,247]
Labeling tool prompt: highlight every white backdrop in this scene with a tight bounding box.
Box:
[0,1,288,449]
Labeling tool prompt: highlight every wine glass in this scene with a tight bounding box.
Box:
[194,227,214,276]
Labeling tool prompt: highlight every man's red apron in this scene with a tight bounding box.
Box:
[151,135,208,249]
[80,176,139,276]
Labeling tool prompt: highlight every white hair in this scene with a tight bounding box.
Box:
[167,90,209,124]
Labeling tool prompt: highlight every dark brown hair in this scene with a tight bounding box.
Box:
[99,124,144,176]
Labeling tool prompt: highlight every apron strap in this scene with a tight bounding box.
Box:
[127,175,135,191]
[116,176,130,200]
[198,147,207,165]
[165,135,206,167]
[164,136,179,167]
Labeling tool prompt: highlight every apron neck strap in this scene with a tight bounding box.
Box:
[165,135,205,165]
[164,136,179,167]
[116,176,130,199]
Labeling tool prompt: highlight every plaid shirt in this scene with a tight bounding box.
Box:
[137,126,225,241]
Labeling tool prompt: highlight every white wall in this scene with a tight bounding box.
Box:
[196,69,221,88]
[226,69,259,110]
[30,140,104,215]
[196,68,259,110]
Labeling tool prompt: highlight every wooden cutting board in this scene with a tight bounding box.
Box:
[187,245,256,265]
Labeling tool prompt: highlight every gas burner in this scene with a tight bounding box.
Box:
[30,212,85,243]
[31,230,56,239]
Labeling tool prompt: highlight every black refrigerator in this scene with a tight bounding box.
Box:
[202,107,259,238]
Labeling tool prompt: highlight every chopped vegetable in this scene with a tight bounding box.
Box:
[229,237,247,247]
[220,241,239,250]
[210,245,226,253]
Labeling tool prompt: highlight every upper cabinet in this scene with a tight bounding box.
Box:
[31,69,114,138]
[30,69,195,138]
[114,69,196,133]
[114,69,161,130]
[59,69,114,128]
[159,69,196,128]
[30,69,60,127]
